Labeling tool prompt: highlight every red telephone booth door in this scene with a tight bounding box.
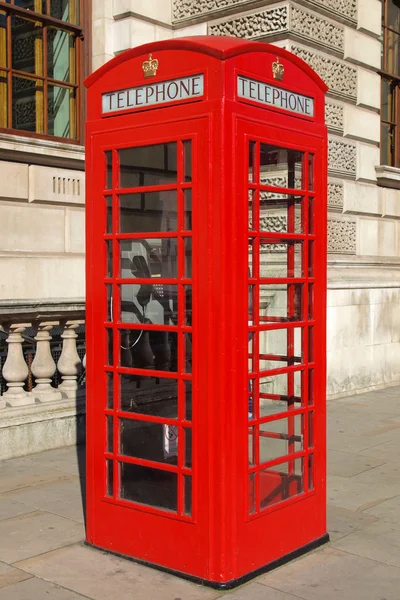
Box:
[236,117,326,574]
[86,117,210,578]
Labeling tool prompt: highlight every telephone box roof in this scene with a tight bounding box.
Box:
[85,35,328,92]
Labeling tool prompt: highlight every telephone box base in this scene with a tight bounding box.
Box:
[85,534,330,590]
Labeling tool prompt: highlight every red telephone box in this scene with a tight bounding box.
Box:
[85,36,328,589]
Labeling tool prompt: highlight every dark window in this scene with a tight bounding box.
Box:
[0,0,85,141]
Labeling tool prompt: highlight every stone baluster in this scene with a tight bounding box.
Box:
[57,320,83,398]
[31,321,62,402]
[1,323,34,407]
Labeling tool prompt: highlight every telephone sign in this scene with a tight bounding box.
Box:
[85,36,328,589]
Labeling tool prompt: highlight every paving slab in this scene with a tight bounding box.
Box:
[358,437,400,462]
[328,474,400,511]
[0,497,37,521]
[327,449,385,478]
[224,582,306,600]
[21,446,86,478]
[350,460,400,487]
[0,457,67,494]
[258,547,400,600]
[363,494,400,522]
[331,518,400,569]
[327,504,379,542]
[0,577,88,599]
[0,561,32,591]
[15,544,222,600]
[0,511,84,564]
[2,476,85,523]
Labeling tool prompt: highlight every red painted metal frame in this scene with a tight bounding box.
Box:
[85,36,327,586]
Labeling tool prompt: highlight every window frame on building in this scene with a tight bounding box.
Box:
[381,0,400,167]
[0,0,88,144]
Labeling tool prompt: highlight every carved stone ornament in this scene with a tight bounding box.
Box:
[328,182,344,210]
[325,103,344,133]
[328,138,356,178]
[208,6,289,39]
[327,218,356,254]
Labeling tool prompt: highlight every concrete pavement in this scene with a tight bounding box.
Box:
[0,386,399,599]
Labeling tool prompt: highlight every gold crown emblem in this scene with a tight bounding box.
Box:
[142,53,159,78]
[272,57,284,81]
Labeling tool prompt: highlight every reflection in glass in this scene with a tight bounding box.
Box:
[120,284,177,326]
[386,30,400,76]
[119,418,178,465]
[106,285,112,321]
[259,144,304,190]
[184,380,192,421]
[259,371,302,416]
[259,194,303,234]
[184,285,192,326]
[248,141,256,182]
[106,240,112,277]
[120,329,178,372]
[249,427,255,465]
[308,454,314,490]
[12,17,43,74]
[183,140,192,182]
[308,411,314,448]
[308,155,314,191]
[249,473,256,514]
[119,143,177,188]
[120,239,178,279]
[381,123,394,166]
[50,0,79,24]
[259,415,303,464]
[184,189,192,230]
[48,85,75,138]
[381,80,395,123]
[184,333,192,374]
[260,458,303,510]
[47,28,74,82]
[259,239,303,279]
[120,375,178,418]
[119,191,177,234]
[184,427,192,468]
[119,462,177,512]
[184,237,192,278]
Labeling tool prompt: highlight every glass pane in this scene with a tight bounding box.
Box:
[106,196,112,233]
[388,1,400,33]
[12,17,43,75]
[308,197,314,235]
[381,80,394,123]
[249,473,256,514]
[260,144,304,190]
[105,152,112,190]
[120,239,178,279]
[120,374,178,418]
[308,454,314,490]
[0,70,7,128]
[381,123,394,166]
[119,191,177,234]
[106,372,113,409]
[260,458,303,509]
[14,1,45,12]
[308,411,314,448]
[184,380,192,421]
[47,28,75,82]
[260,239,303,279]
[50,0,79,24]
[184,475,192,516]
[259,193,303,234]
[259,327,303,372]
[184,189,192,230]
[106,240,112,277]
[386,30,400,75]
[248,141,256,182]
[106,459,113,496]
[249,427,255,465]
[308,369,314,406]
[183,140,192,182]
[12,76,43,133]
[120,284,177,325]
[119,462,177,512]
[107,415,113,453]
[106,329,113,366]
[259,371,302,417]
[119,418,178,466]
[48,85,75,138]
[259,283,303,322]
[119,143,177,188]
[308,154,314,191]
[184,237,192,278]
[119,329,178,372]
[106,283,112,321]
[184,333,192,374]
[308,283,314,319]
[184,285,192,326]
[259,414,303,464]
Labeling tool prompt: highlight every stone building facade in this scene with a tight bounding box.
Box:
[1,0,399,458]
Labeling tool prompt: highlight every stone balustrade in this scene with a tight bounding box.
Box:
[0,299,85,408]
